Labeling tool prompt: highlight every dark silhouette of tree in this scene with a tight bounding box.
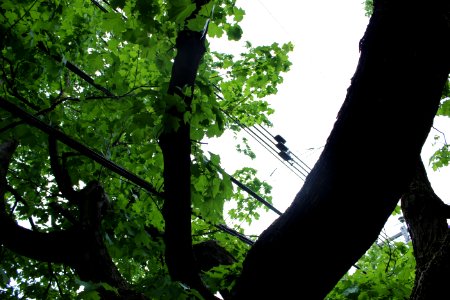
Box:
[0,0,449,299]
[231,0,450,298]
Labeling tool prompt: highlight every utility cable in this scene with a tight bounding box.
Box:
[255,124,312,174]
[215,224,255,246]
[212,85,311,180]
[0,97,263,246]
[0,97,162,198]
[229,175,282,216]
[214,93,306,180]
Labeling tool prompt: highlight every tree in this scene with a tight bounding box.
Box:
[324,2,450,300]
[0,0,290,299]
[0,0,449,300]
[230,0,450,298]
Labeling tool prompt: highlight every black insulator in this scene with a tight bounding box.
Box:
[276,143,288,152]
[278,151,292,161]
[274,135,286,144]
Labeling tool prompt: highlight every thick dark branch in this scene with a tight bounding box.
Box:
[401,160,450,300]
[0,216,79,264]
[0,144,142,298]
[0,140,77,264]
[231,0,450,298]
[159,2,215,299]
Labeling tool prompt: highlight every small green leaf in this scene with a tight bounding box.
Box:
[207,22,223,38]
[187,17,208,32]
[233,7,245,22]
[168,0,196,24]
[209,152,221,165]
[77,290,101,300]
[226,24,243,41]
[437,98,450,117]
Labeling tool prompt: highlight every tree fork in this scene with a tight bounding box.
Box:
[0,141,146,299]
[231,0,450,298]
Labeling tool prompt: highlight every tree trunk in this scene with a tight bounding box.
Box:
[401,160,450,300]
[157,2,216,299]
[231,0,450,299]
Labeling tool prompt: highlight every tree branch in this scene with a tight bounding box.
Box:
[158,1,217,299]
[231,0,450,298]
[401,159,450,300]
[0,96,162,198]
[48,135,78,204]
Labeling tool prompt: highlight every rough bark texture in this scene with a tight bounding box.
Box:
[231,0,450,299]
[401,160,450,300]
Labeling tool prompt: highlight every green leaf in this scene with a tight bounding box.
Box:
[77,290,101,300]
[437,98,450,117]
[168,0,196,24]
[102,12,126,33]
[187,17,208,32]
[209,152,221,165]
[226,24,243,41]
[207,21,224,38]
[233,7,245,22]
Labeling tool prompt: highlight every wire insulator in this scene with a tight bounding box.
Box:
[278,151,292,161]
[274,135,286,144]
[276,142,288,152]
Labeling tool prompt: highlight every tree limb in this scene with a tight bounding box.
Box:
[401,160,450,300]
[231,0,450,298]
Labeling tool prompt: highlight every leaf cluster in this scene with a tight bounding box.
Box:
[327,241,415,300]
[0,0,292,298]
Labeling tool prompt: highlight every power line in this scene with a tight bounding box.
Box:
[251,125,308,177]
[1,96,265,246]
[255,124,312,174]
[0,97,162,198]
[214,93,307,180]
[229,175,282,216]
[213,89,312,181]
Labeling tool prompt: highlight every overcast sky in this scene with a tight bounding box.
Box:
[206,0,450,237]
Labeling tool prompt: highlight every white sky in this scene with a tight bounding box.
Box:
[206,0,450,238]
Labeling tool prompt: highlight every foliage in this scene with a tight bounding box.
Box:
[0,0,292,298]
[227,167,272,226]
[363,0,374,16]
[1,0,447,298]
[327,241,415,300]
[429,78,450,170]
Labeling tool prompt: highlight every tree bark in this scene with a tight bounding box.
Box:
[401,160,450,300]
[157,2,216,299]
[231,0,450,299]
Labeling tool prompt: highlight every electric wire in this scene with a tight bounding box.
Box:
[256,124,312,173]
[1,96,262,245]
[211,82,312,180]
[214,92,306,180]
[252,124,310,177]
[229,112,306,180]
